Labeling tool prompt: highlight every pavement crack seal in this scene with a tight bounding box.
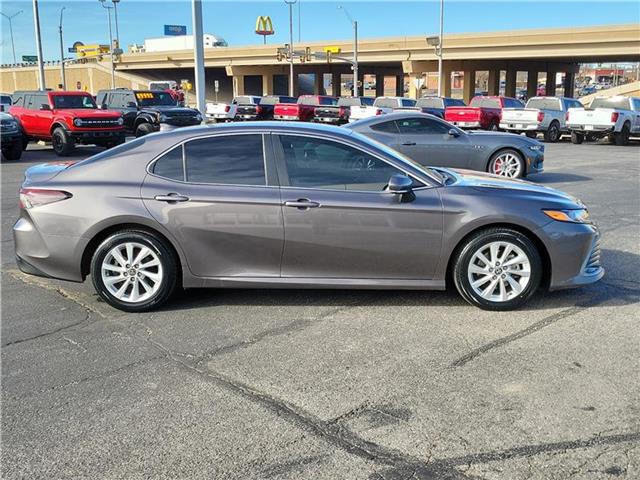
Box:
[2,312,93,348]
[449,291,609,368]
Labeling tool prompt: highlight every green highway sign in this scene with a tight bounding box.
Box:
[22,55,38,62]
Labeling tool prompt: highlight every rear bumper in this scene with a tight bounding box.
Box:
[312,117,343,124]
[449,120,482,129]
[567,125,614,135]
[274,115,299,121]
[500,122,540,131]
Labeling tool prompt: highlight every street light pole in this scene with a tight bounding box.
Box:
[99,0,116,89]
[338,6,358,97]
[192,0,206,115]
[437,0,444,97]
[58,7,66,89]
[112,0,120,47]
[284,0,296,97]
[0,10,23,64]
[32,0,46,90]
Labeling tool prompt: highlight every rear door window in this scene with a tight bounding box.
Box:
[184,134,266,185]
[396,117,450,134]
[370,121,400,134]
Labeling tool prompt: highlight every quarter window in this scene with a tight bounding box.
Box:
[184,134,266,185]
[152,146,184,181]
[396,118,450,134]
[370,121,399,134]
[278,135,416,191]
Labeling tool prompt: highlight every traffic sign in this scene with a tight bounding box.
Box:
[22,55,37,62]
[164,25,187,36]
[214,80,219,92]
[323,46,341,54]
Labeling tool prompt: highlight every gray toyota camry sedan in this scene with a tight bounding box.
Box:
[346,112,544,178]
[14,122,602,312]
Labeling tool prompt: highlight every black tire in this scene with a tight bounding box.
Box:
[571,131,584,144]
[489,122,499,131]
[453,228,542,311]
[51,127,75,156]
[104,136,125,149]
[2,140,23,161]
[543,121,561,143]
[488,149,525,178]
[135,122,155,137]
[614,122,631,146]
[90,230,178,312]
[525,132,537,139]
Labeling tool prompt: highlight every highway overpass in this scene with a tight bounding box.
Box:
[2,24,638,104]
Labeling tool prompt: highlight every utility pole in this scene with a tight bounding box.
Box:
[192,0,206,115]
[284,0,297,97]
[32,0,46,90]
[58,7,66,89]
[0,10,23,64]
[338,6,358,97]
[112,0,120,47]
[437,0,444,97]
[98,0,116,89]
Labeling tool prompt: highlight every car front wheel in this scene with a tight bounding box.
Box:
[488,149,524,178]
[135,122,155,137]
[2,140,23,161]
[91,230,178,312]
[453,228,542,311]
[52,127,75,156]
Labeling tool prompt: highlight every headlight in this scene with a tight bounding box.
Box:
[0,120,17,129]
[528,144,543,151]
[543,209,590,223]
[117,117,124,126]
[195,114,203,121]
[159,114,168,122]
[73,118,83,127]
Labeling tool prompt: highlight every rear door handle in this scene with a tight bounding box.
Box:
[401,142,417,146]
[154,193,190,203]
[284,199,320,209]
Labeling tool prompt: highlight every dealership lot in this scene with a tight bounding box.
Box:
[1,142,639,479]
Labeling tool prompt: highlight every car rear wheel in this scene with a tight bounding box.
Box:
[614,122,631,146]
[571,132,584,144]
[52,127,75,156]
[488,149,524,178]
[2,140,23,161]
[91,230,177,312]
[453,228,542,311]
[544,121,561,142]
[489,122,499,131]
[135,122,155,137]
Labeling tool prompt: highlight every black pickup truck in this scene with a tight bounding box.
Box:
[236,95,296,121]
[311,96,374,125]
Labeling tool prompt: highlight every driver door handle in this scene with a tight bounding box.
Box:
[154,193,190,203]
[284,199,320,209]
[401,141,417,146]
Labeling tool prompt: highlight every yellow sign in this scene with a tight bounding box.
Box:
[135,92,155,99]
[255,16,274,35]
[76,44,110,58]
[324,46,341,54]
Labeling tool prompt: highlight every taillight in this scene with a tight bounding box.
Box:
[256,105,263,114]
[566,111,570,122]
[375,108,383,115]
[224,105,230,113]
[537,111,545,122]
[611,112,619,123]
[19,188,71,209]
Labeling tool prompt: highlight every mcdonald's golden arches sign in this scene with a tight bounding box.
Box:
[255,16,274,36]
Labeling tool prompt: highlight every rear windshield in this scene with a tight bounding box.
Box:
[338,97,373,107]
[526,98,561,110]
[470,97,501,108]
[590,97,631,110]
[135,91,176,107]
[53,95,97,109]
[416,98,443,109]
[0,95,11,104]
[319,97,338,106]
[235,96,259,105]
[374,98,399,108]
[260,96,296,105]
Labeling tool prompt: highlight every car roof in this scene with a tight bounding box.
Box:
[344,111,441,129]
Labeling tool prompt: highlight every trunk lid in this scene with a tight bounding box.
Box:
[445,107,483,121]
[274,104,300,116]
[23,161,77,186]
[501,108,540,123]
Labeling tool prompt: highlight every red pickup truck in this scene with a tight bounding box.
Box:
[274,95,338,122]
[445,96,524,130]
[10,90,125,156]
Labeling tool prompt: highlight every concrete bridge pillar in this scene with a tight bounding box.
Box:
[314,72,323,95]
[440,68,452,97]
[545,70,557,96]
[563,72,576,98]
[505,69,517,98]
[463,70,476,104]
[233,75,245,97]
[262,73,273,95]
[395,74,404,97]
[375,74,385,97]
[331,72,341,97]
[488,69,500,96]
[408,73,422,99]
[527,70,538,100]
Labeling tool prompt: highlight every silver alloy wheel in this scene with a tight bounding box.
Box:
[491,152,522,178]
[467,241,531,303]
[101,242,163,303]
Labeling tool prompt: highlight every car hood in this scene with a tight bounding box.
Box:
[140,106,199,115]
[444,168,582,207]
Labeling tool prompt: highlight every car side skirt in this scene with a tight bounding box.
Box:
[184,276,446,290]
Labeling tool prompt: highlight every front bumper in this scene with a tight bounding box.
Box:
[538,221,604,290]
[0,129,23,145]
[69,130,125,144]
[525,150,544,175]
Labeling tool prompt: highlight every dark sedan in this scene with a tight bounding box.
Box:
[14,122,601,313]
[346,112,544,178]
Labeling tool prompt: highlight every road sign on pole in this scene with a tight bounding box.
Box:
[21,55,37,62]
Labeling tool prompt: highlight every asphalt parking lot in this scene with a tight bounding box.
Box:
[1,140,639,479]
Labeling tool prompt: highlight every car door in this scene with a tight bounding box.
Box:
[141,132,284,278]
[394,117,471,169]
[33,93,53,137]
[274,133,443,280]
[119,93,138,130]
[631,98,640,133]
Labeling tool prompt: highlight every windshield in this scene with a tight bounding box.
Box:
[416,98,443,109]
[149,82,173,90]
[350,131,443,184]
[590,97,630,110]
[135,91,177,107]
[53,95,97,109]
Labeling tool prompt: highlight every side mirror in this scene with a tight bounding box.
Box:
[387,174,413,194]
[448,128,460,137]
[126,101,137,108]
[39,104,51,111]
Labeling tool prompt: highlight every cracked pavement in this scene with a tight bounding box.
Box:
[2,142,639,479]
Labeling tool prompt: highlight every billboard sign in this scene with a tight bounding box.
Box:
[164,25,187,36]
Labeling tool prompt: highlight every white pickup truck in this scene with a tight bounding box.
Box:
[566,96,640,146]
[349,96,416,123]
[500,96,583,142]
[205,101,237,122]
